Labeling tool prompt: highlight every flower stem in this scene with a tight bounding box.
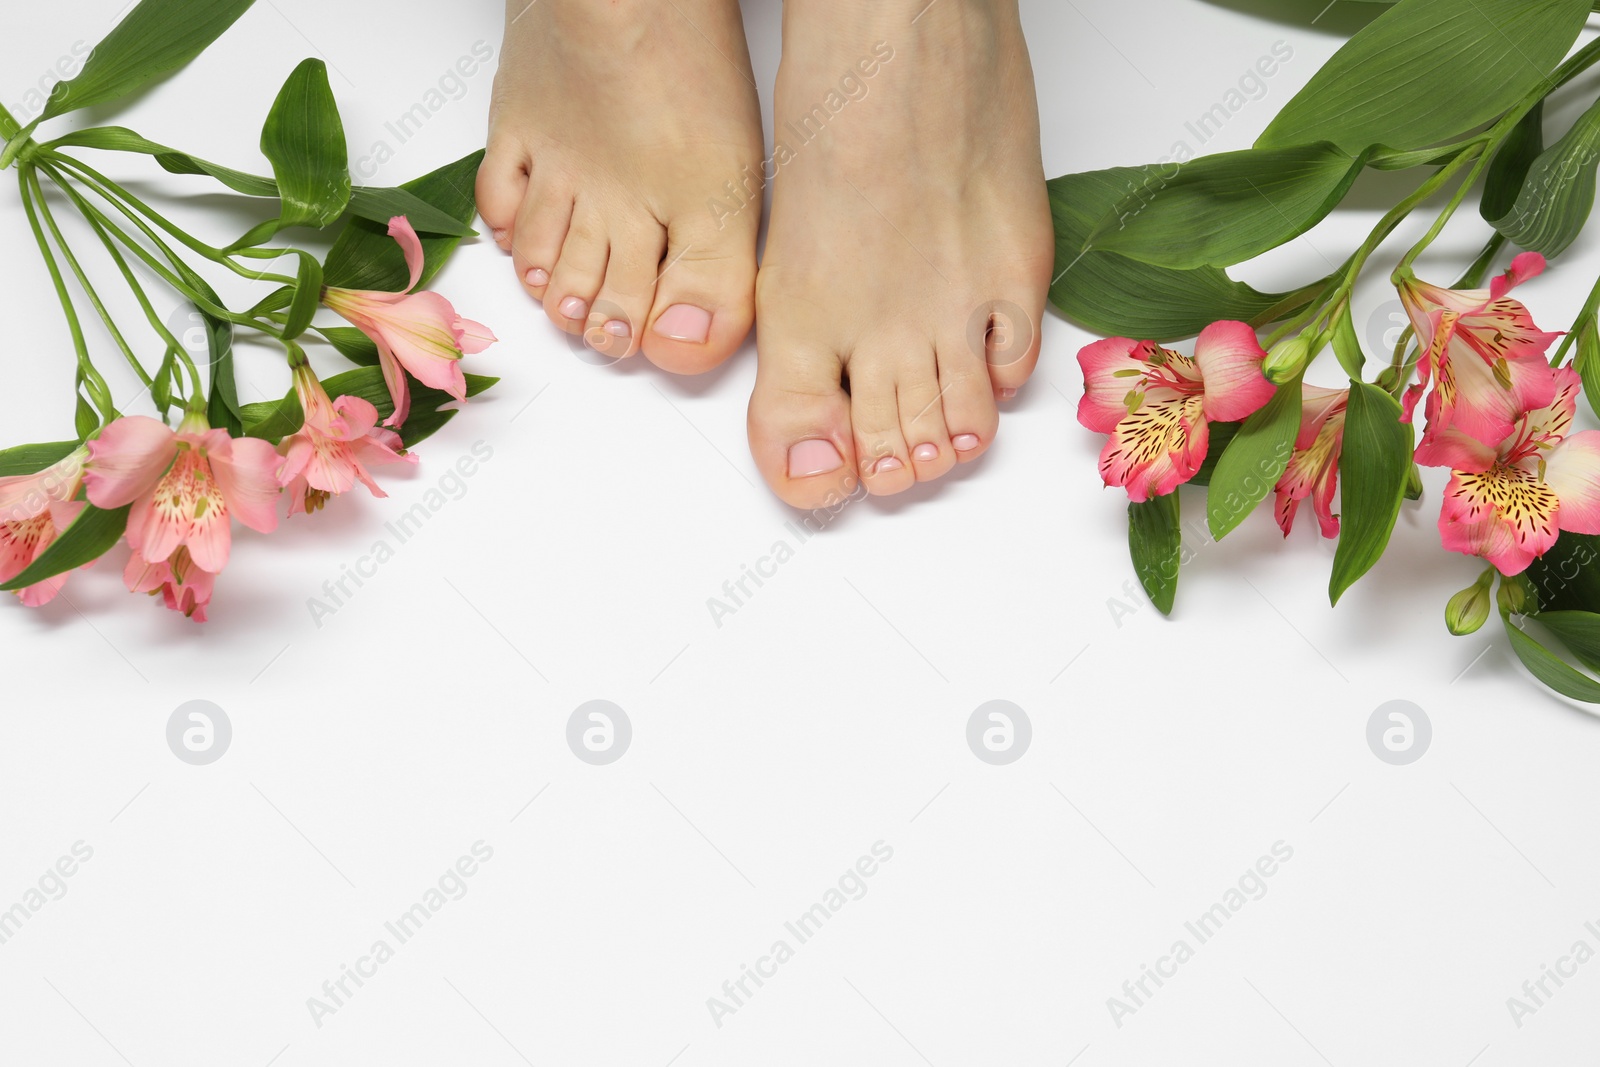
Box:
[27,166,159,399]
[18,166,115,422]
[1551,271,1600,368]
[38,160,203,399]
[46,152,295,285]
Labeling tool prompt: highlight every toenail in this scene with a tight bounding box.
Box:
[604,319,631,338]
[953,434,981,452]
[654,304,713,344]
[525,267,549,287]
[999,387,1018,400]
[913,443,940,463]
[560,296,589,320]
[874,456,904,474]
[789,439,844,479]
[493,228,508,242]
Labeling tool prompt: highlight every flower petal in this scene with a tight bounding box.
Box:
[387,215,426,293]
[1439,464,1559,575]
[209,436,282,535]
[1489,251,1547,301]
[1076,337,1149,433]
[1099,393,1208,502]
[1546,430,1600,536]
[1193,321,1274,423]
[84,416,177,508]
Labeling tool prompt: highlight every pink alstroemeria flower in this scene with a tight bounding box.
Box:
[0,448,87,606]
[1418,367,1600,575]
[84,413,281,614]
[1078,321,1277,501]
[322,216,496,428]
[126,546,215,622]
[1399,252,1561,448]
[277,365,415,516]
[1274,385,1348,539]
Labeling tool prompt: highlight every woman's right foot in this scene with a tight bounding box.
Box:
[476,0,764,372]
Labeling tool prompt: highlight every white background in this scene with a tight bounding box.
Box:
[3,1,1600,1064]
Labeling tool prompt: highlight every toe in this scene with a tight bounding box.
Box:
[847,364,915,497]
[883,342,956,483]
[476,140,528,252]
[748,343,858,510]
[510,179,574,300]
[935,337,1000,464]
[971,278,1047,398]
[585,221,668,360]
[643,216,757,375]
[543,204,610,336]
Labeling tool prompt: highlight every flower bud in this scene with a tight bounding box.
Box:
[1263,335,1312,385]
[1497,573,1535,617]
[1445,569,1494,636]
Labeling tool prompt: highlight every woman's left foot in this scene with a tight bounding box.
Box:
[747,0,1053,507]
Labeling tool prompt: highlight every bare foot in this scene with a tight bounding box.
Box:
[747,0,1052,505]
[477,0,764,372]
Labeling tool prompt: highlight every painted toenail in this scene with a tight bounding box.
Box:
[875,456,904,474]
[999,387,1018,400]
[653,304,713,344]
[525,267,549,286]
[789,439,844,479]
[953,434,981,452]
[604,319,631,338]
[913,443,940,463]
[560,296,589,320]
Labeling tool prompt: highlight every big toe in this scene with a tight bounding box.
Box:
[747,342,859,510]
[644,214,758,376]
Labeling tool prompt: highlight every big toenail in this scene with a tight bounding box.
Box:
[560,296,589,320]
[999,387,1018,400]
[953,434,981,452]
[654,304,713,344]
[789,439,844,479]
[913,443,940,462]
[875,456,904,474]
[604,319,631,338]
[526,267,549,286]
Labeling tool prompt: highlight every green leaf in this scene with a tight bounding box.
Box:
[315,326,380,367]
[1526,533,1600,613]
[0,504,130,592]
[1206,377,1302,540]
[348,187,476,238]
[261,59,351,230]
[43,127,279,196]
[281,255,323,341]
[1085,144,1364,270]
[0,441,80,478]
[169,267,243,436]
[74,394,98,440]
[1531,610,1600,672]
[324,150,485,291]
[1330,381,1412,604]
[1492,94,1600,258]
[240,391,304,444]
[1330,301,1366,380]
[39,0,257,121]
[1049,168,1309,341]
[1128,491,1182,616]
[1504,615,1600,703]
[1258,0,1590,154]
[1481,99,1545,223]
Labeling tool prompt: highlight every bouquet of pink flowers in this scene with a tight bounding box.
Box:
[0,0,496,621]
[1054,0,1600,702]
